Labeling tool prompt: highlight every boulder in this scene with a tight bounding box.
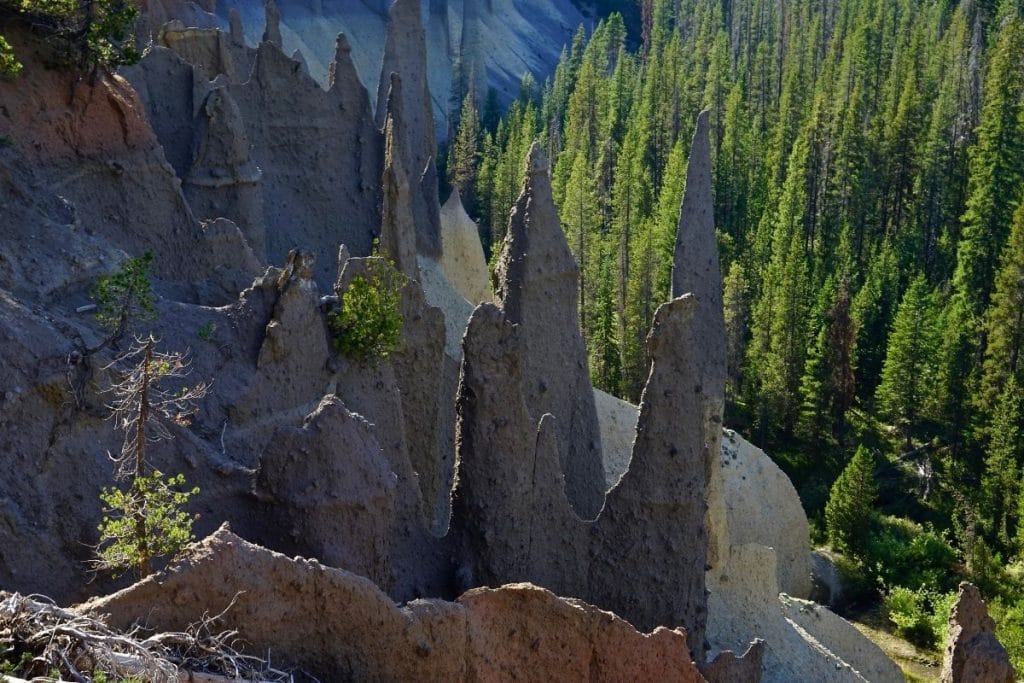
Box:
[494,142,606,520]
[941,582,1017,683]
[440,190,492,305]
[81,527,708,682]
[716,430,812,598]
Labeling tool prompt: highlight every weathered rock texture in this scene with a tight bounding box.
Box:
[672,110,729,579]
[941,582,1017,683]
[254,396,396,584]
[376,0,443,257]
[440,190,493,304]
[452,295,709,655]
[125,27,383,289]
[494,142,606,520]
[379,95,421,280]
[707,543,902,683]
[207,0,587,137]
[717,430,811,598]
[81,527,707,682]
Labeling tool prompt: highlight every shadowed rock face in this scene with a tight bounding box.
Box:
[80,527,706,682]
[380,87,421,281]
[230,39,382,286]
[941,582,1017,683]
[376,0,443,256]
[451,295,709,658]
[125,30,383,290]
[254,396,396,584]
[184,86,265,258]
[494,142,606,520]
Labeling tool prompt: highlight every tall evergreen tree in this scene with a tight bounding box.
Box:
[875,274,942,441]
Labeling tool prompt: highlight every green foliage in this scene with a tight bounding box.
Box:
[6,0,141,70]
[865,516,958,592]
[92,252,156,340]
[196,321,217,341]
[330,259,404,362]
[825,446,878,557]
[96,471,197,578]
[874,275,942,433]
[0,34,22,77]
[884,585,956,650]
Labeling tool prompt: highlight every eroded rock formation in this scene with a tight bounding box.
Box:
[440,190,492,305]
[494,142,606,520]
[672,110,729,579]
[376,0,443,256]
[941,582,1017,683]
[81,526,708,682]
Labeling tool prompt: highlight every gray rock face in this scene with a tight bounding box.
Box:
[494,142,606,520]
[672,110,728,578]
[262,0,282,46]
[379,93,420,280]
[451,296,708,656]
[588,294,708,650]
[208,0,587,139]
[376,0,443,256]
[184,87,265,259]
[941,582,1017,683]
[230,40,383,287]
[254,396,396,584]
[125,29,383,290]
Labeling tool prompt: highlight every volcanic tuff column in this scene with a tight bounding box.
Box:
[184,87,266,260]
[380,78,421,280]
[493,142,606,520]
[587,294,709,653]
[229,37,382,287]
[672,110,728,577]
[376,0,443,256]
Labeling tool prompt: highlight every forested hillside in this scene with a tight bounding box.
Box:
[449,0,1024,665]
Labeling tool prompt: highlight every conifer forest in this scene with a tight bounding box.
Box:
[450,0,1024,662]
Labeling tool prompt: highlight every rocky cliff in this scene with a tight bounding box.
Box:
[0,5,924,681]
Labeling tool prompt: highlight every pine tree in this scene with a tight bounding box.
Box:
[825,445,879,557]
[980,203,1024,411]
[875,274,941,440]
[981,376,1024,547]
[723,261,751,401]
[447,92,481,215]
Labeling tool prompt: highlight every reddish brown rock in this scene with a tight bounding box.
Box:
[941,582,1016,683]
[81,527,708,682]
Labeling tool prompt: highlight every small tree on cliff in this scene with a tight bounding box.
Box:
[95,336,207,578]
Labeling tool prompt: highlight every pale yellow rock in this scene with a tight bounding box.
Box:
[440,191,493,305]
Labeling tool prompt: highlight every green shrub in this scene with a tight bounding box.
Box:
[884,585,956,649]
[329,259,404,362]
[8,0,140,71]
[0,35,22,77]
[865,516,958,592]
[991,595,1024,674]
[92,251,156,343]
